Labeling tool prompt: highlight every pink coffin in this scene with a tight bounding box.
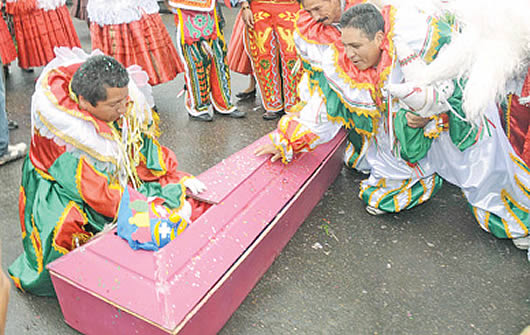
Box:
[47,130,347,334]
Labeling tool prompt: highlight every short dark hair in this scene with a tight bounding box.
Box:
[71,55,129,107]
[340,3,385,40]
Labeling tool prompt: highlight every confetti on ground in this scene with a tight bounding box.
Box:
[321,223,330,236]
[312,242,323,250]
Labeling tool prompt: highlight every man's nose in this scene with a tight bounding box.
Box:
[346,48,356,59]
[117,101,128,115]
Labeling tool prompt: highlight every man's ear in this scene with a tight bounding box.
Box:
[374,30,385,48]
[78,95,92,111]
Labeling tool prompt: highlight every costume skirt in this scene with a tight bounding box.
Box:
[91,12,183,86]
[0,16,16,64]
[226,10,251,75]
[11,5,81,68]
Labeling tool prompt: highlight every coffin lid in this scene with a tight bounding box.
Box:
[48,132,346,333]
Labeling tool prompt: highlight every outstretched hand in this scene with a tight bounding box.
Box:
[255,143,282,163]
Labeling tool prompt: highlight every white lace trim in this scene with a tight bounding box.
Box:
[5,0,66,10]
[87,0,159,25]
[35,0,66,10]
[138,0,159,14]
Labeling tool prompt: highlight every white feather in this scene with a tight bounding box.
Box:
[375,0,450,16]
[417,0,530,123]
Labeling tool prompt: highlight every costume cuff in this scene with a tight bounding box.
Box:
[272,114,322,164]
[270,132,294,164]
[423,114,446,139]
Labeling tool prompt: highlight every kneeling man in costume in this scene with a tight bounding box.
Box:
[258,3,530,252]
[257,0,443,216]
[9,49,209,296]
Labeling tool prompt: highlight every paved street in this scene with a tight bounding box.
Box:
[1,7,528,335]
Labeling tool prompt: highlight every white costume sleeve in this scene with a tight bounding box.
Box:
[270,73,342,163]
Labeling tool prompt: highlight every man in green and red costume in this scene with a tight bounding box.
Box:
[256,0,445,215]
[9,48,209,296]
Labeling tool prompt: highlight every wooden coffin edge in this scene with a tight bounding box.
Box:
[48,269,168,332]
[49,131,347,334]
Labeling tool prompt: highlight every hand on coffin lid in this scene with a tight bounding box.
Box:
[183,177,207,195]
[254,143,282,163]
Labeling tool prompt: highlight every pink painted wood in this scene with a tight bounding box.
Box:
[187,135,270,204]
[48,130,347,334]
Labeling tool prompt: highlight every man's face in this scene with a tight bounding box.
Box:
[341,27,383,71]
[302,0,342,26]
[81,86,130,123]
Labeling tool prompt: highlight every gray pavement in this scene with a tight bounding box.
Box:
[1,7,529,335]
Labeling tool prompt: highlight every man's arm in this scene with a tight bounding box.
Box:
[255,89,342,163]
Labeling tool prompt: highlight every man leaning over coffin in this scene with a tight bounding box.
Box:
[256,3,530,253]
